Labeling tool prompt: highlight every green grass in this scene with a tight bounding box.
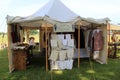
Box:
[0,48,120,80]
[0,34,7,45]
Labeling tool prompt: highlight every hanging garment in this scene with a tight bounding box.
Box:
[66,49,74,59]
[88,30,93,49]
[49,50,59,61]
[80,29,85,48]
[59,50,67,61]
[93,30,104,51]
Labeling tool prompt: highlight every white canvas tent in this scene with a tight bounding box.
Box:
[7,0,110,72]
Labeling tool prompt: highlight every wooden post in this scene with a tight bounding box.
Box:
[108,23,110,43]
[39,28,41,51]
[45,23,48,72]
[7,24,13,73]
[78,25,80,68]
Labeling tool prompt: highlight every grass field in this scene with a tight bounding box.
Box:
[0,34,120,80]
[0,48,120,80]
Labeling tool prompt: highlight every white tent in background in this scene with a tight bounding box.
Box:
[7,0,110,73]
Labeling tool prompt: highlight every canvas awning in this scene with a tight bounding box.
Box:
[6,0,110,27]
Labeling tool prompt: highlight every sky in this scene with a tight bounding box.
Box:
[0,0,120,32]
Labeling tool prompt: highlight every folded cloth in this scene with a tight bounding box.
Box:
[67,49,74,59]
[59,50,67,61]
[49,50,59,61]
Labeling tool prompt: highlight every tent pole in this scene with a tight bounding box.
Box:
[7,24,12,72]
[78,25,80,68]
[108,23,110,43]
[45,23,48,72]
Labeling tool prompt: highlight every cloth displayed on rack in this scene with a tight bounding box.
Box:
[50,60,73,70]
[49,50,59,61]
[59,50,67,60]
[67,49,74,59]
[57,39,64,49]
[49,33,75,70]
[66,34,71,39]
[62,39,68,46]
[68,39,74,47]
[57,34,64,40]
[51,39,58,49]
[51,34,57,39]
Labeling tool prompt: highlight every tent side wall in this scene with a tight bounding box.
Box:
[97,24,108,64]
[7,24,15,72]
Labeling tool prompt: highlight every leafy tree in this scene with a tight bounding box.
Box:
[29,30,38,35]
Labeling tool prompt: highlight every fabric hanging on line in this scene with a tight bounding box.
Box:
[57,61,66,69]
[49,50,59,61]
[57,34,64,40]
[93,29,104,51]
[65,60,73,69]
[66,34,71,39]
[62,39,68,46]
[67,39,74,47]
[50,39,58,49]
[57,39,63,49]
[80,29,85,48]
[88,30,94,53]
[59,50,67,61]
[51,34,57,39]
[66,49,74,59]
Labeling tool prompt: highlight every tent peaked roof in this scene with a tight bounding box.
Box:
[32,0,78,22]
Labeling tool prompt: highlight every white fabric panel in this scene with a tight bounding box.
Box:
[32,0,78,22]
[50,39,58,48]
[66,34,71,39]
[50,60,73,70]
[51,34,57,39]
[67,49,74,59]
[53,23,74,32]
[57,34,64,40]
[49,50,59,61]
[59,50,67,61]
[62,39,68,46]
[68,39,74,47]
